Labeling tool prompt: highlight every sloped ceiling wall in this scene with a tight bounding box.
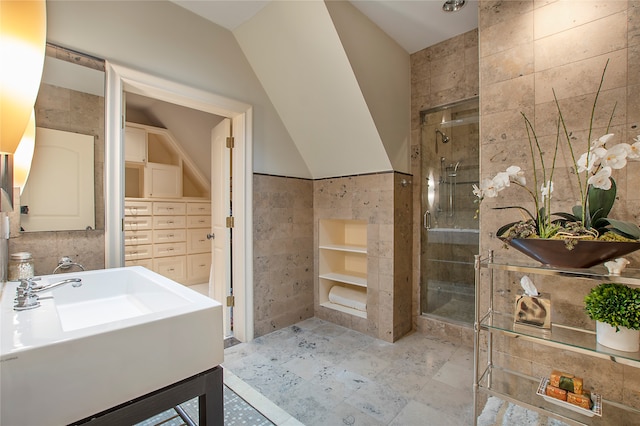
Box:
[234,1,409,179]
[326,1,410,174]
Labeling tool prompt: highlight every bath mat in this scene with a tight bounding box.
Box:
[477,396,569,426]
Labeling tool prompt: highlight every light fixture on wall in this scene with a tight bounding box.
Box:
[0,0,47,155]
[442,0,466,12]
[14,110,36,195]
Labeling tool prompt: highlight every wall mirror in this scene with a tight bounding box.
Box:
[20,44,105,232]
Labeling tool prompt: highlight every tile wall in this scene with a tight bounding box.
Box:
[478,0,640,418]
[253,174,315,337]
[410,29,479,343]
[313,172,413,342]
[253,171,413,342]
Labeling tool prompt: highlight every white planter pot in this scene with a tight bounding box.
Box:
[596,321,640,352]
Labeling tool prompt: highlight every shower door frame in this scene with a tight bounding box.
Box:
[419,96,479,325]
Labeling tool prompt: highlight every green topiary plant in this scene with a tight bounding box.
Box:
[584,283,640,331]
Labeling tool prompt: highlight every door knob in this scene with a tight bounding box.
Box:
[206,233,215,240]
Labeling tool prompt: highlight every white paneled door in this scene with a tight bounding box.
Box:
[210,118,232,338]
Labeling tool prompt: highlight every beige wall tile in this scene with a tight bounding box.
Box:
[480,44,534,86]
[474,0,640,411]
[534,0,627,40]
[534,11,627,72]
[479,8,533,58]
[481,74,534,116]
[253,174,314,338]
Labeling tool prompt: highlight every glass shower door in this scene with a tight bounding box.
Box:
[420,98,479,325]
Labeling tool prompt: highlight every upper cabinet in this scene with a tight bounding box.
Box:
[124,126,147,164]
[124,123,210,199]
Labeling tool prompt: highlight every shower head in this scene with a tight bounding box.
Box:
[435,129,450,144]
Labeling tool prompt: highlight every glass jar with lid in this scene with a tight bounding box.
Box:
[8,252,35,281]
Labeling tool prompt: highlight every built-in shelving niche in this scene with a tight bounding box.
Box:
[318,219,367,318]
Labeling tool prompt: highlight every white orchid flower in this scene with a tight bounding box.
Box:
[492,172,510,190]
[506,165,526,185]
[472,184,480,198]
[540,181,554,199]
[475,178,499,198]
[588,166,612,190]
[628,138,640,159]
[591,133,614,149]
[577,148,605,173]
[601,143,629,170]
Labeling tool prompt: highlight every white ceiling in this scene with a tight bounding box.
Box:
[171,0,479,54]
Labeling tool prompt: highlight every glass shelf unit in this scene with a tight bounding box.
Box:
[473,251,640,426]
[476,366,639,426]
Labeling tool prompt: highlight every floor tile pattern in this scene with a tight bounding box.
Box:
[222,318,474,425]
[135,385,273,426]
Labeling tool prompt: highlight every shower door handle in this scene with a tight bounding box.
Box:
[423,210,431,229]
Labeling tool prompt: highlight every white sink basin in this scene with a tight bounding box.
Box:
[0,266,223,426]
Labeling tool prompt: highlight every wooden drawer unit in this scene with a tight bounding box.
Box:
[153,242,187,258]
[153,229,187,244]
[125,258,153,269]
[153,256,187,282]
[188,253,211,283]
[153,215,186,229]
[125,200,152,216]
[124,244,153,261]
[187,202,211,216]
[124,216,153,231]
[153,201,186,216]
[187,229,211,254]
[124,230,153,246]
[187,215,211,229]
[122,196,211,285]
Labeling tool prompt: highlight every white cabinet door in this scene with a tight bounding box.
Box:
[144,163,182,198]
[21,128,95,232]
[124,126,147,164]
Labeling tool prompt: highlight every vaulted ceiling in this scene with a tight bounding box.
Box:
[171,0,479,54]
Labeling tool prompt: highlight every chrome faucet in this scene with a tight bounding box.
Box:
[32,277,82,292]
[13,277,82,311]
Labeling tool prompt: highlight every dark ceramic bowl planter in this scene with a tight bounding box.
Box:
[502,238,640,269]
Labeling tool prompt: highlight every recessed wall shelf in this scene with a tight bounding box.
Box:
[318,219,368,318]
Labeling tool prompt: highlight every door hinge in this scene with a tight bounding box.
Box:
[226,216,234,228]
[226,295,235,307]
[226,136,234,148]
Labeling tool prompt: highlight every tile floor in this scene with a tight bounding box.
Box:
[222,317,475,426]
[135,384,273,426]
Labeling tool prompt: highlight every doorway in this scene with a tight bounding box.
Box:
[420,98,479,325]
[104,63,254,342]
